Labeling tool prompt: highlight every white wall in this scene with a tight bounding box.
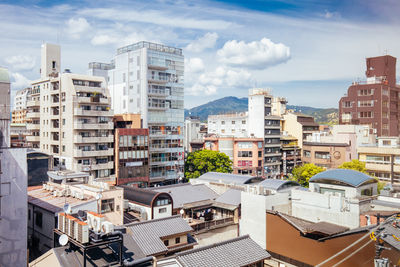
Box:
[248,95,264,138]
[153,204,173,220]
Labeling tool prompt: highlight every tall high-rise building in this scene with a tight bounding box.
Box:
[339,55,400,136]
[26,43,114,179]
[248,89,282,177]
[101,41,184,183]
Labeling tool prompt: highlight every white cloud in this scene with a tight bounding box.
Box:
[5,55,35,71]
[66,17,91,39]
[186,32,218,53]
[91,34,117,46]
[217,38,291,70]
[185,58,205,73]
[323,10,340,19]
[187,66,253,96]
[11,72,30,90]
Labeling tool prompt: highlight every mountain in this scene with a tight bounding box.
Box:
[185,96,338,125]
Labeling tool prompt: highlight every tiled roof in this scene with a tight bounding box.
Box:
[214,189,241,207]
[128,215,193,256]
[309,169,376,187]
[122,185,171,206]
[175,235,270,267]
[28,188,95,213]
[150,184,219,209]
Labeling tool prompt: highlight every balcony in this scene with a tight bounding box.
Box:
[148,104,167,110]
[148,88,168,97]
[27,100,40,107]
[27,123,40,130]
[148,76,168,84]
[265,124,280,129]
[75,161,114,171]
[74,85,107,94]
[74,122,113,130]
[26,112,40,118]
[26,135,40,142]
[76,96,110,105]
[74,108,113,117]
[73,135,114,143]
[73,148,113,157]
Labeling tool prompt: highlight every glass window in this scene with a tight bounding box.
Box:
[101,199,115,213]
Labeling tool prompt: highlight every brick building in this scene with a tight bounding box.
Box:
[339,55,400,136]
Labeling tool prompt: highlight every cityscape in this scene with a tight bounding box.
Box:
[2,1,400,266]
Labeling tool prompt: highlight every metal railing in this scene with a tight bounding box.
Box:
[191,217,235,233]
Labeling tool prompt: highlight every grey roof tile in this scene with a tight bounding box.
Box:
[175,235,270,267]
[215,189,241,207]
[309,169,376,187]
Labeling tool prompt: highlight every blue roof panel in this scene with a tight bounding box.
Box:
[309,169,376,187]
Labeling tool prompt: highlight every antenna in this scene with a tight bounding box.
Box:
[59,234,68,246]
[63,203,71,214]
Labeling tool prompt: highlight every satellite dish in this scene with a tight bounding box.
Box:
[96,193,102,200]
[59,234,68,246]
[179,209,184,215]
[63,203,71,214]
[77,210,86,221]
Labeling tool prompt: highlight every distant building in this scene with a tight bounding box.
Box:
[184,116,202,153]
[248,89,282,177]
[207,112,248,137]
[10,123,30,148]
[204,136,264,176]
[358,136,400,183]
[302,141,351,169]
[282,112,320,148]
[12,87,30,124]
[280,134,301,175]
[339,55,400,136]
[0,67,10,147]
[114,114,150,187]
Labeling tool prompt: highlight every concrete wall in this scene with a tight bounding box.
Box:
[0,148,27,267]
[194,224,238,247]
[153,203,173,220]
[248,94,264,138]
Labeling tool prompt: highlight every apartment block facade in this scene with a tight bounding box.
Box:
[207,112,248,137]
[248,89,282,177]
[103,41,184,183]
[12,87,30,123]
[26,43,114,179]
[339,55,400,136]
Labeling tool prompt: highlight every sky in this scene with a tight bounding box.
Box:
[2,0,400,109]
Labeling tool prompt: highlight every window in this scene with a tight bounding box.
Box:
[258,151,262,157]
[221,121,225,125]
[62,119,66,125]
[358,111,373,118]
[101,199,115,213]
[303,150,311,158]
[382,140,391,146]
[238,151,252,157]
[35,211,43,228]
[358,88,374,96]
[164,240,169,246]
[242,120,246,124]
[231,121,235,124]
[52,61,56,69]
[315,151,330,159]
[358,100,374,107]
[342,101,352,108]
[175,237,180,244]
[62,145,65,152]
[123,73,126,82]
[221,129,225,133]
[159,208,167,213]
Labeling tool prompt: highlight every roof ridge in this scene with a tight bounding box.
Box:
[176,235,250,257]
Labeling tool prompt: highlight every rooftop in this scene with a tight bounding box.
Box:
[117,41,182,56]
[258,179,300,191]
[214,189,242,207]
[174,235,271,267]
[309,169,377,188]
[127,215,194,256]
[196,172,256,185]
[303,141,349,147]
[150,183,219,209]
[122,185,172,207]
[28,187,95,213]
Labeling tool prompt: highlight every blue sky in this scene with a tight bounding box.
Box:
[2,0,400,109]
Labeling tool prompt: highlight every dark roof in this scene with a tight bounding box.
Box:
[122,185,172,207]
[309,169,376,187]
[258,179,300,191]
[150,183,218,209]
[175,235,270,267]
[127,215,194,256]
[278,213,349,237]
[197,172,255,185]
[214,189,241,207]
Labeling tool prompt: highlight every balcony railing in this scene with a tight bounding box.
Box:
[74,108,113,117]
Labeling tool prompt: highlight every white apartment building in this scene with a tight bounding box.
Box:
[14,87,29,110]
[26,43,114,180]
[99,41,184,182]
[184,116,201,153]
[207,112,248,137]
[248,89,282,177]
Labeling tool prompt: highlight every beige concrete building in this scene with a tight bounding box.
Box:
[302,141,351,169]
[358,136,400,183]
[282,112,320,148]
[26,43,114,180]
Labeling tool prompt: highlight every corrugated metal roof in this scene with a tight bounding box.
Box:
[175,235,270,267]
[128,215,193,256]
[309,169,376,187]
[258,179,300,191]
[122,185,168,206]
[197,172,254,185]
[380,224,400,251]
[214,189,241,207]
[28,188,95,213]
[151,184,219,209]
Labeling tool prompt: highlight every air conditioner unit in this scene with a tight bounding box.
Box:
[57,190,63,197]
[53,191,58,197]
[68,216,77,237]
[101,221,114,234]
[49,185,54,191]
[91,213,105,233]
[64,215,70,235]
[58,213,66,232]
[64,189,71,197]
[76,192,84,200]
[86,212,94,230]
[75,221,89,244]
[42,184,47,190]
[70,190,76,198]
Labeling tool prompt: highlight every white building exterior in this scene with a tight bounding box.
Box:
[13,87,29,111]
[184,117,201,153]
[105,41,184,182]
[26,43,114,179]
[208,112,248,137]
[248,89,282,177]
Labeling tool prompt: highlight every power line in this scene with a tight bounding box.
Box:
[331,239,374,267]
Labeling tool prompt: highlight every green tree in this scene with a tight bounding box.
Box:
[338,159,367,173]
[291,163,325,187]
[184,150,233,179]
